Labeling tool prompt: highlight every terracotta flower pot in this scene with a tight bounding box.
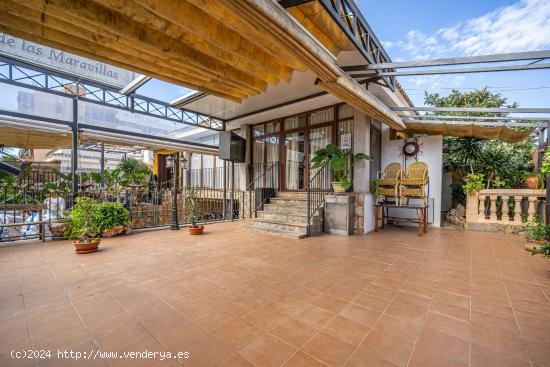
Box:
[525,176,539,189]
[73,238,101,254]
[189,225,204,235]
[102,225,125,238]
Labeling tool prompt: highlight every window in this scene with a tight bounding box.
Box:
[309,107,334,126]
[284,114,306,130]
[17,91,34,111]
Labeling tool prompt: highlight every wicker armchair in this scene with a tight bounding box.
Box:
[376,162,402,203]
[399,161,429,205]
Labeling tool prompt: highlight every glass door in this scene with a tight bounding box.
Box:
[284,131,305,190]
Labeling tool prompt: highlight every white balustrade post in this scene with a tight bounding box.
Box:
[513,196,522,224]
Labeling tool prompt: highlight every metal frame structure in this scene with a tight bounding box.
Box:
[391,106,550,114]
[278,0,396,91]
[0,56,225,131]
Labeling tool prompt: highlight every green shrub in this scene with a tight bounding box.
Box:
[532,242,550,258]
[97,202,129,231]
[64,198,129,240]
[64,197,101,240]
[462,173,484,195]
[523,220,550,242]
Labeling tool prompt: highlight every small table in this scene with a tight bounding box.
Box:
[374,202,429,236]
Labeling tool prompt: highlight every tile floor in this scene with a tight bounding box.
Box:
[0,222,549,366]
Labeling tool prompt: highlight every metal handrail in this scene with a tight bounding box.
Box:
[306,161,331,236]
[241,162,279,219]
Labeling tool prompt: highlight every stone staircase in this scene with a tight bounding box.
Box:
[246,191,323,239]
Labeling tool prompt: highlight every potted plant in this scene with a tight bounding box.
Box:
[531,242,550,258]
[97,201,130,237]
[523,219,550,253]
[311,144,372,193]
[523,172,542,189]
[64,197,102,253]
[186,187,204,235]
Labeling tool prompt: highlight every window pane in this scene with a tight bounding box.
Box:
[252,124,265,137]
[202,155,213,187]
[309,107,334,125]
[284,114,306,130]
[338,120,353,149]
[266,121,280,134]
[191,154,201,186]
[309,126,332,164]
[253,138,265,180]
[339,104,353,119]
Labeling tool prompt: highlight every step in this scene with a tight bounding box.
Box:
[257,211,308,223]
[263,203,308,215]
[270,197,308,206]
[245,226,307,239]
[249,218,307,234]
[275,191,308,199]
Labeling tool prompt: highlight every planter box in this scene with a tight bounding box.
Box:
[324,194,355,236]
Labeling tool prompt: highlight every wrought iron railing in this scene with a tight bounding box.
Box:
[306,161,331,236]
[241,162,279,219]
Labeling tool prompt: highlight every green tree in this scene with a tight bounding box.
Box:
[424,88,535,191]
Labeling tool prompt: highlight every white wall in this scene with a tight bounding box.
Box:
[380,128,443,227]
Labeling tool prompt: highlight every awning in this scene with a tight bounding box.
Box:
[0,0,404,130]
[404,123,533,143]
[0,117,72,148]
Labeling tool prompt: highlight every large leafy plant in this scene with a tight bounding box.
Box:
[523,219,550,242]
[64,197,101,241]
[97,202,129,230]
[64,197,129,240]
[462,173,484,195]
[311,144,372,190]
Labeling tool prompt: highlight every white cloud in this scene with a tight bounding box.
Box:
[451,0,550,55]
[385,0,550,59]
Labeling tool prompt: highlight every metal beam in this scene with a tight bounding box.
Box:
[392,107,550,114]
[400,114,550,122]
[170,92,208,108]
[119,75,152,95]
[403,119,544,128]
[344,50,550,70]
[350,63,550,77]
[316,0,396,91]
[0,56,225,131]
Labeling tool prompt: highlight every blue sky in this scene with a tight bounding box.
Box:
[137,0,549,112]
[357,0,550,109]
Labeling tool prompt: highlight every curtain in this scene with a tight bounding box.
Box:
[309,126,332,181]
[266,136,279,188]
[285,132,304,190]
[309,107,334,126]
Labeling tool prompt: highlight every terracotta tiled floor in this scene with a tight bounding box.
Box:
[1,222,549,367]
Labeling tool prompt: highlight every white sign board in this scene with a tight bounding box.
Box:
[340,133,352,149]
[0,33,137,88]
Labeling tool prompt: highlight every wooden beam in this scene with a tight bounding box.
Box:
[116,0,295,84]
[5,0,259,98]
[0,13,246,102]
[27,0,269,93]
[185,0,306,72]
